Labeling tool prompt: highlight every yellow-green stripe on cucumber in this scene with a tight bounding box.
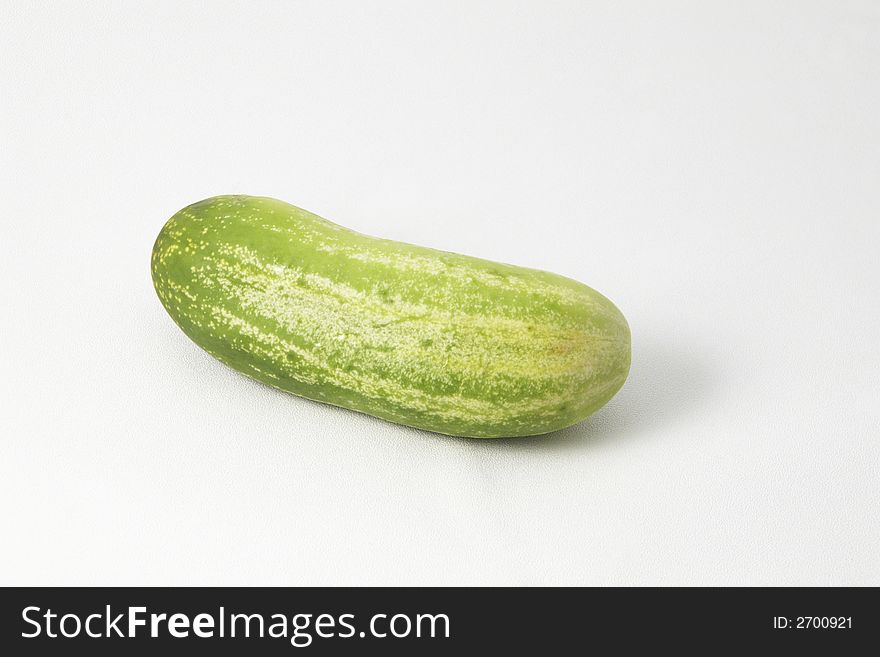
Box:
[151,195,630,438]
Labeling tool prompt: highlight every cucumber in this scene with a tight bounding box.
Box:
[151,195,630,438]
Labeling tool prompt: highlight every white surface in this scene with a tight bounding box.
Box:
[1,1,878,586]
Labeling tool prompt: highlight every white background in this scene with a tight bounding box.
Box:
[1,1,878,586]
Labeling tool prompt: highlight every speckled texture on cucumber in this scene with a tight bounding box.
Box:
[151,195,630,437]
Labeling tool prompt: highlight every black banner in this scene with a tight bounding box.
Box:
[1,587,876,653]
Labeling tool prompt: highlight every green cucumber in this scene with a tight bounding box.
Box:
[151,195,630,438]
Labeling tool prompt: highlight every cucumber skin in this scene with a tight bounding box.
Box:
[151,195,630,438]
